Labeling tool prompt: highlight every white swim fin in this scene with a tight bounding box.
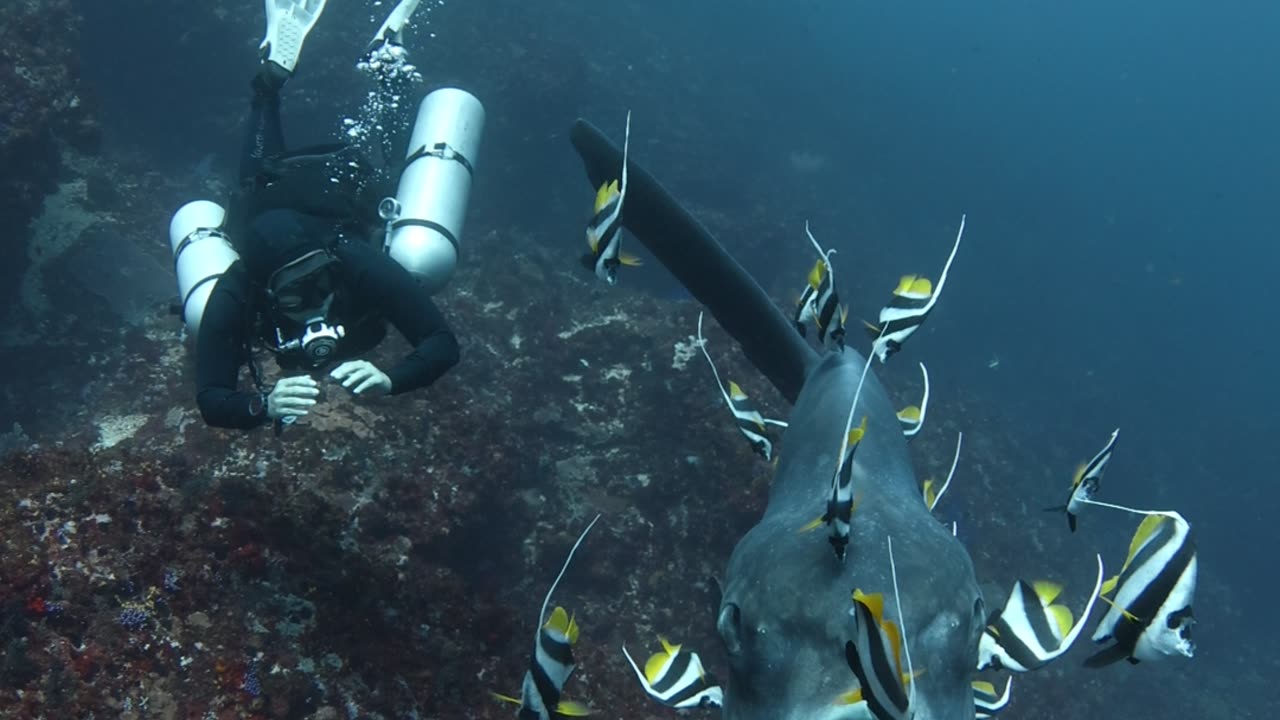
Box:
[260,0,328,75]
[368,0,423,52]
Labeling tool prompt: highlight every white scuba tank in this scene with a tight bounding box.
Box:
[169,200,239,336]
[381,87,485,294]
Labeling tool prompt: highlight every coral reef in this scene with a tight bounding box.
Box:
[0,0,99,311]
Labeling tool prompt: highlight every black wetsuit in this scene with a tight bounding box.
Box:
[195,70,459,430]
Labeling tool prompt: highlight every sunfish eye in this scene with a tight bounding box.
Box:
[972,596,988,637]
[718,602,744,656]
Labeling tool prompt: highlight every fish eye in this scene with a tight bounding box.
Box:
[718,602,743,656]
[971,596,988,637]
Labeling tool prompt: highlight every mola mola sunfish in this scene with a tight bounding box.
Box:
[571,119,986,720]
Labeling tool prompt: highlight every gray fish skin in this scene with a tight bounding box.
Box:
[570,118,986,720]
[717,350,985,720]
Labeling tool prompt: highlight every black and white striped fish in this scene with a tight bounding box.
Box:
[697,313,788,461]
[492,516,600,719]
[1084,504,1196,667]
[837,537,919,720]
[897,363,930,437]
[794,223,847,348]
[864,215,965,362]
[1045,428,1119,532]
[972,677,1012,718]
[793,257,827,336]
[581,111,640,285]
[800,416,867,561]
[976,554,1104,673]
[621,636,723,709]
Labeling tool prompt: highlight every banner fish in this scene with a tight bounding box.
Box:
[1082,501,1197,667]
[582,111,639,284]
[973,677,1013,718]
[493,515,601,719]
[838,537,920,720]
[865,215,966,362]
[794,222,847,348]
[621,636,724,709]
[697,312,787,461]
[1045,428,1119,532]
[977,554,1104,673]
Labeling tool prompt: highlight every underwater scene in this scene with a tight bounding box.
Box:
[1,0,1277,718]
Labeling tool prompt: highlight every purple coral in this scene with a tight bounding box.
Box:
[116,607,148,630]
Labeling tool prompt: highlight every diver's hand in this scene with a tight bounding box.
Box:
[267,376,319,420]
[330,360,392,396]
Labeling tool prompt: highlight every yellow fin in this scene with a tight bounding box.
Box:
[808,260,827,289]
[556,699,592,716]
[644,650,671,684]
[847,416,869,445]
[566,612,579,644]
[898,405,921,422]
[923,479,937,509]
[883,618,905,675]
[593,180,619,212]
[491,692,521,706]
[545,606,579,644]
[1124,515,1165,571]
[852,590,885,623]
[1032,580,1064,605]
[972,681,996,695]
[1099,593,1141,623]
[909,276,934,296]
[835,688,864,706]
[619,252,643,267]
[894,275,918,294]
[728,381,748,401]
[659,636,680,656]
[1047,604,1074,638]
[1100,575,1119,596]
[799,516,824,532]
[1070,462,1087,489]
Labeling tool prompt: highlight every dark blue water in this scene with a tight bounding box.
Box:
[75,0,1277,714]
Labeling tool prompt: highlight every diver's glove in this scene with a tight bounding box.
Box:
[331,360,392,396]
[267,376,320,420]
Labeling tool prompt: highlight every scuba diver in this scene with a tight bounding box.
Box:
[170,0,485,431]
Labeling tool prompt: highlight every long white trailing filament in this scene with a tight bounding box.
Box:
[619,110,631,200]
[887,536,915,705]
[537,513,602,635]
[921,214,966,316]
[929,432,963,512]
[697,312,789,429]
[1077,498,1178,519]
[912,362,930,435]
[696,312,733,406]
[1054,554,1106,656]
[804,221,838,272]
[836,323,886,471]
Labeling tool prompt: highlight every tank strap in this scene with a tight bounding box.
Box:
[389,218,459,255]
[403,141,474,177]
[181,272,225,320]
[173,228,231,267]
